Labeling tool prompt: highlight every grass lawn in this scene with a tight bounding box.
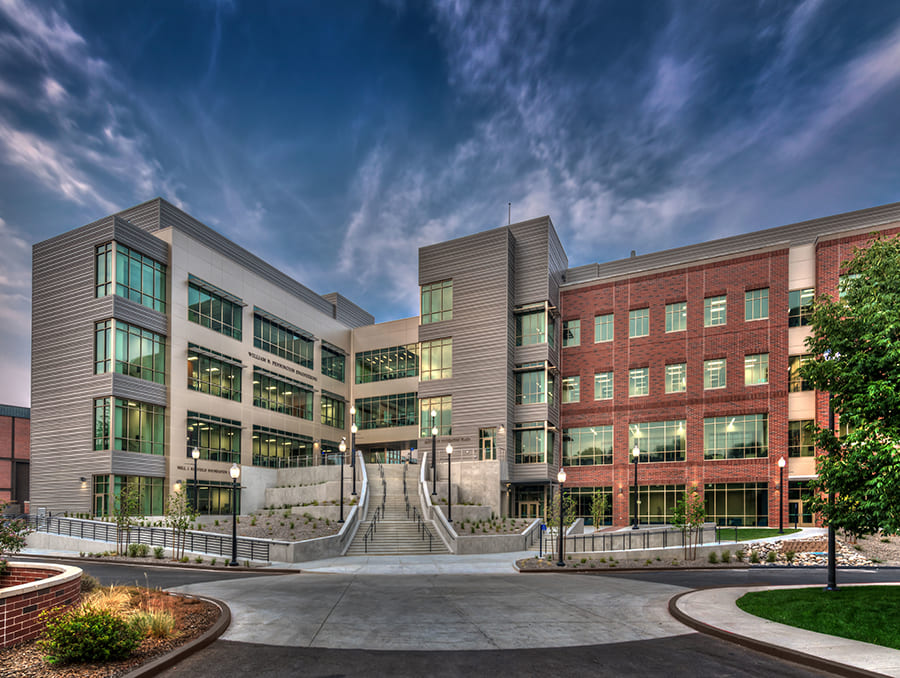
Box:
[736,586,900,650]
[718,527,801,541]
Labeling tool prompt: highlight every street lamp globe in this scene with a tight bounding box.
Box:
[778,456,786,468]
[557,469,566,484]
[192,447,200,461]
[229,463,240,480]
[632,445,640,459]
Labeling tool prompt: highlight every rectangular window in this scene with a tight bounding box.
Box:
[355,392,418,430]
[745,288,769,321]
[421,279,453,324]
[516,310,551,346]
[105,242,167,313]
[744,353,769,386]
[789,420,815,457]
[665,302,687,333]
[514,423,553,464]
[562,376,580,403]
[629,308,649,338]
[93,397,110,451]
[252,368,314,419]
[97,320,165,384]
[188,344,242,401]
[665,363,686,393]
[355,344,418,383]
[252,425,314,468]
[420,395,452,436]
[479,428,497,461]
[253,310,314,368]
[563,426,613,466]
[629,420,686,463]
[788,355,813,392]
[95,397,165,456]
[704,359,726,390]
[562,319,580,347]
[594,371,613,400]
[788,288,815,327]
[321,394,346,429]
[632,484,685,525]
[704,482,769,527]
[95,242,113,297]
[321,346,346,382]
[567,486,613,526]
[188,281,243,340]
[516,366,553,405]
[704,414,769,460]
[420,337,452,380]
[594,313,613,342]
[187,413,240,464]
[704,295,727,327]
[629,367,649,397]
[94,320,112,373]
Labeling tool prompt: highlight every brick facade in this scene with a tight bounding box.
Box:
[0,412,30,506]
[0,564,81,649]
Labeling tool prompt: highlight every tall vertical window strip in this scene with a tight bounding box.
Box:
[321,395,346,429]
[562,376,580,403]
[253,313,313,368]
[188,282,243,340]
[419,395,451,436]
[94,397,165,456]
[704,483,768,527]
[252,369,313,419]
[665,363,686,393]
[789,420,815,457]
[356,392,418,429]
[665,302,687,332]
[704,414,769,460]
[95,320,112,373]
[187,414,240,463]
[516,310,548,345]
[788,355,813,392]
[745,288,769,320]
[704,295,727,326]
[515,425,553,464]
[629,308,649,337]
[115,243,167,312]
[188,346,241,401]
[594,313,613,342]
[744,353,769,385]
[629,420,686,462]
[93,398,111,451]
[355,345,418,383]
[321,346,345,382]
[95,243,113,297]
[704,359,726,389]
[252,425,313,468]
[562,319,580,347]
[788,288,815,327]
[420,337,452,380]
[479,428,497,460]
[421,279,453,324]
[629,367,649,397]
[563,426,613,466]
[594,371,613,400]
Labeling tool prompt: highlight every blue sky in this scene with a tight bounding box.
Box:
[2,0,900,407]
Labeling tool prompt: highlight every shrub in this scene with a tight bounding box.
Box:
[194,556,203,563]
[153,546,165,559]
[211,558,217,566]
[127,543,150,558]
[708,551,719,564]
[735,549,745,562]
[749,550,760,563]
[80,574,100,593]
[39,606,142,664]
[766,550,777,563]
[84,586,132,614]
[785,550,796,564]
[179,556,189,563]
[130,609,176,639]
[721,549,731,562]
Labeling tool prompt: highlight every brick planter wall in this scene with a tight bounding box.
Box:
[0,563,82,649]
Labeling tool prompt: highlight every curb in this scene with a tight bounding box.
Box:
[667,590,887,678]
[19,553,300,575]
[122,594,231,678]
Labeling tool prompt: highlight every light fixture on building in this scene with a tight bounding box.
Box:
[80,477,87,489]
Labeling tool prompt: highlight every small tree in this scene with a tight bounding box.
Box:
[545,490,576,533]
[114,481,141,555]
[166,488,197,561]
[671,486,706,560]
[0,502,33,571]
[590,490,610,528]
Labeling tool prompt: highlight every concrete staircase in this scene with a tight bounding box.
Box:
[346,464,449,555]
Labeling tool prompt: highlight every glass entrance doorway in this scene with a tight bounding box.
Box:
[514,486,547,520]
[518,501,540,519]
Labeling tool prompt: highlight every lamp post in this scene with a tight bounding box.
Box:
[350,406,358,496]
[338,438,346,523]
[826,395,838,591]
[556,469,567,567]
[446,443,453,523]
[228,463,240,567]
[632,444,640,530]
[430,409,438,495]
[191,447,200,512]
[778,456,786,534]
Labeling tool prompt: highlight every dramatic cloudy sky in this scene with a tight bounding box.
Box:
[2,1,900,406]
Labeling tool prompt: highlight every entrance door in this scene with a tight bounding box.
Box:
[518,501,540,519]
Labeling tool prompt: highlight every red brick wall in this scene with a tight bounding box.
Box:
[0,565,81,649]
[0,414,29,505]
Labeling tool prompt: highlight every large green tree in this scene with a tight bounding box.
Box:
[802,234,900,536]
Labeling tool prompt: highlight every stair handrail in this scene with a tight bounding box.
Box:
[363,504,382,554]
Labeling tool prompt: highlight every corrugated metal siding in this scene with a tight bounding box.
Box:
[321,292,375,328]
[111,450,167,476]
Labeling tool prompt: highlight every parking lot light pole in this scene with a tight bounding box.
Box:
[431,409,438,495]
[446,443,453,522]
[350,407,358,496]
[632,445,640,530]
[229,463,241,566]
[778,456,786,534]
[556,469,567,567]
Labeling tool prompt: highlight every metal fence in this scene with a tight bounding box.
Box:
[541,525,717,554]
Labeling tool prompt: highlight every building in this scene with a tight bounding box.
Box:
[0,404,30,512]
[29,198,900,527]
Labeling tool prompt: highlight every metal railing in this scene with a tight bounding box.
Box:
[408,506,434,552]
[362,505,382,553]
[541,525,716,554]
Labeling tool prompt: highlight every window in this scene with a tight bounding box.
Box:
[94,475,166,518]
[629,367,649,397]
[94,320,166,383]
[420,396,451,436]
[95,242,167,313]
[705,483,768,526]
[594,371,613,400]
[562,319,580,347]
[665,363,686,393]
[704,414,769,460]
[252,368,314,419]
[188,345,242,401]
[420,337,452,380]
[188,281,243,340]
[562,376,580,403]
[187,413,241,464]
[744,353,769,386]
[252,425,314,468]
[745,288,769,321]
[563,426,613,465]
[665,302,687,333]
[788,355,813,392]
[516,309,554,346]
[253,311,314,368]
[479,428,497,461]
[355,344,418,383]
[94,320,112,373]
[355,392,418,430]
[567,486,613,526]
[321,346,346,382]
[788,288,815,327]
[93,397,165,456]
[704,359,726,390]
[421,279,452,324]
[629,308,649,338]
[516,365,553,404]
[514,423,553,464]
[594,313,614,342]
[789,420,815,457]
[632,484,685,525]
[95,242,113,297]
[629,420,686,463]
[704,295,727,327]
[321,394,346,429]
